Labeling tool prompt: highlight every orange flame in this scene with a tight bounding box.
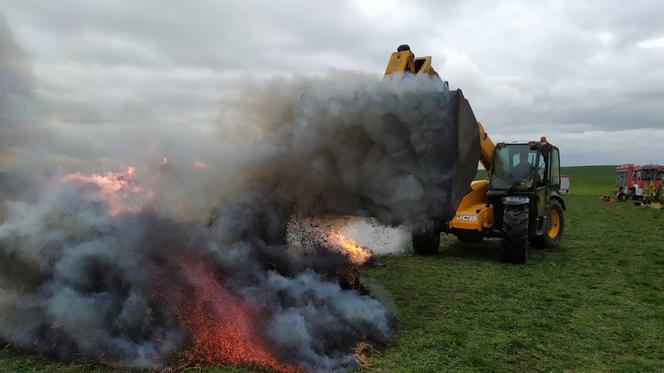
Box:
[328,231,373,265]
[62,166,143,215]
[173,260,296,372]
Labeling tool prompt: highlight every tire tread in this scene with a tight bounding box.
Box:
[501,206,528,263]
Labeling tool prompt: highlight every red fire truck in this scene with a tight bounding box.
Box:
[616,164,664,199]
[616,164,635,199]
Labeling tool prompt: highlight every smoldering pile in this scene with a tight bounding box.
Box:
[0,19,467,372]
[0,173,391,371]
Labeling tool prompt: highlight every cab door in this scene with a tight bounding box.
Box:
[534,152,548,217]
[548,148,561,192]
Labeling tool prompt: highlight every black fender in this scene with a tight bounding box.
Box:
[502,196,530,206]
[550,193,566,210]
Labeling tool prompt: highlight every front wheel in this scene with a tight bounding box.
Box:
[501,204,529,263]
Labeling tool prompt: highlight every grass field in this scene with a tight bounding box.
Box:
[3,165,664,372]
[367,166,664,371]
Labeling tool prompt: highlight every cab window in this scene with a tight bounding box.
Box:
[490,144,537,189]
[549,148,560,186]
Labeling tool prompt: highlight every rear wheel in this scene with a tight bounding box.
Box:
[542,201,564,248]
[412,227,440,255]
[501,205,528,263]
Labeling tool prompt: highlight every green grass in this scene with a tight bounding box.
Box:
[367,193,664,371]
[476,165,615,196]
[3,166,664,372]
[561,165,616,195]
[0,346,107,373]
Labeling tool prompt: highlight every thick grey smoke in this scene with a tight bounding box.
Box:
[217,72,473,228]
[0,182,390,370]
[0,185,184,367]
[343,218,409,255]
[0,19,476,371]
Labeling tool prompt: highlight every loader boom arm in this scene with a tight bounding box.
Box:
[477,122,495,174]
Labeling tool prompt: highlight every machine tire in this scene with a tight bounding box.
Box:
[501,205,528,263]
[455,230,483,243]
[541,200,564,248]
[531,201,564,248]
[412,228,440,255]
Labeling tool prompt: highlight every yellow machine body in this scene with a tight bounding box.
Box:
[448,122,496,233]
[448,180,494,231]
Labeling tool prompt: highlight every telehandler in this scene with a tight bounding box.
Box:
[385,45,565,263]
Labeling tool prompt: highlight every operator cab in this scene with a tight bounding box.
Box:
[489,140,560,193]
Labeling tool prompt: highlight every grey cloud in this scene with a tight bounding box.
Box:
[0,16,41,168]
[1,1,664,165]
[3,0,388,71]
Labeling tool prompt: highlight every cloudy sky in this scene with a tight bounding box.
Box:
[2,0,664,166]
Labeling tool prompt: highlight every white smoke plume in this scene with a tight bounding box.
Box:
[287,216,409,258]
[343,218,409,256]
